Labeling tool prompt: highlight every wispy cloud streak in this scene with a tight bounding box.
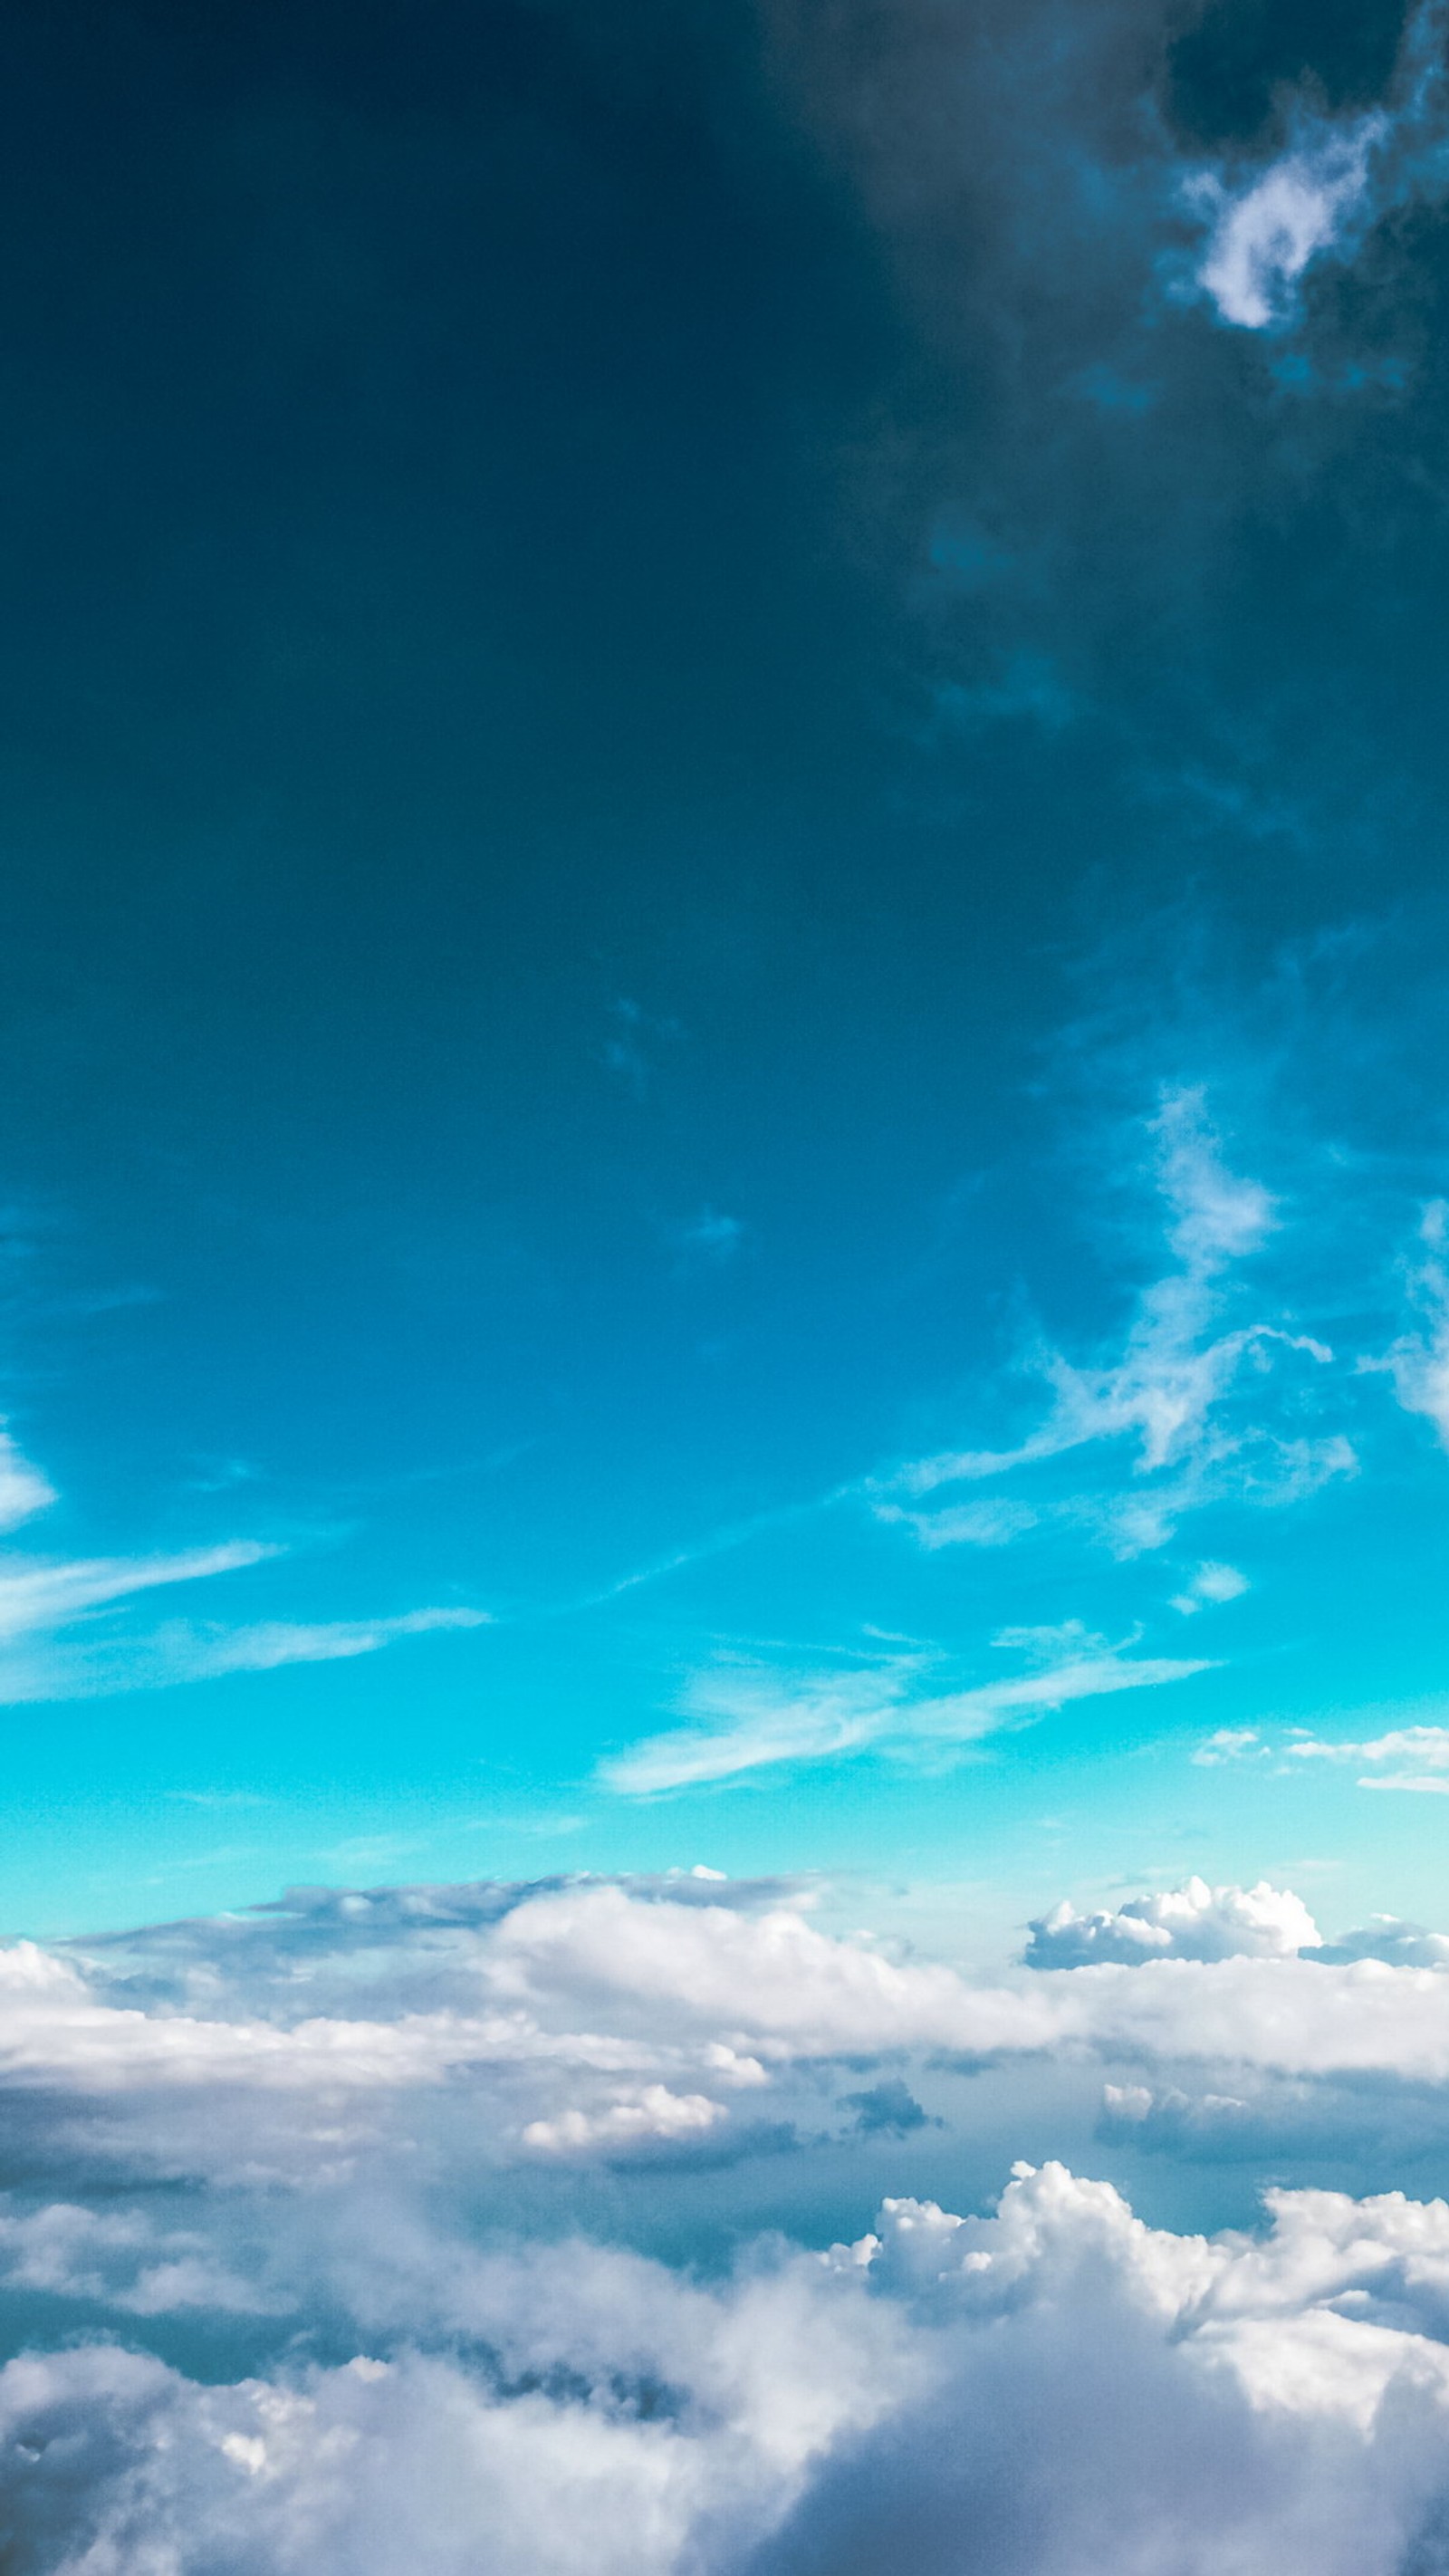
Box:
[875,1090,1346,1556]
[601,1630,1210,1794]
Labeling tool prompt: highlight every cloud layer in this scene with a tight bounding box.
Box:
[3,1870,1449,2559]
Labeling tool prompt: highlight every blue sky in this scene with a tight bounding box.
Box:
[3,0,1449,1942]
[24,14,1449,2565]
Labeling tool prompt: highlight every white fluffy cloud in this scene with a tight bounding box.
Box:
[1025,1875,1321,1966]
[5,1873,1449,2560]
[9,2159,1449,2571]
[5,1871,1449,2196]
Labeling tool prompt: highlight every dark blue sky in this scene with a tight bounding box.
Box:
[2,0,1449,1933]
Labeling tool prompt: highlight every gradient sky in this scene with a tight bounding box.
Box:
[4,0,1449,1940]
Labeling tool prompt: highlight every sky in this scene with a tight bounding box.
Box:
[0,0,1447,1942]
[13,4,1449,2562]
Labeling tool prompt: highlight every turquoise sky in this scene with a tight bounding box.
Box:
[1,0,1448,1942]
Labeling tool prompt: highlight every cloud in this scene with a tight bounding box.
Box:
[151,1608,490,1680]
[1184,0,1449,332]
[1286,1724,1449,1793]
[1169,1559,1248,1615]
[0,1601,488,1704]
[0,1416,489,1705]
[13,1867,1449,2562]
[0,1427,56,1533]
[672,1207,745,1266]
[0,2199,280,2317]
[521,2084,729,2158]
[873,1498,1038,1549]
[1376,1199,1449,1448]
[10,1871,1449,2201]
[878,1091,1347,1557]
[1025,1876,1321,1967]
[14,1859,1449,2575]
[1188,120,1387,330]
[600,1633,1211,1793]
[0,1543,273,1646]
[1192,1725,1262,1765]
[840,2077,936,2137]
[14,2152,1449,2571]
[1319,1918,1449,1969]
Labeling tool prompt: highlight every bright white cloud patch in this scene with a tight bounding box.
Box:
[1025,1875,1321,1966]
[1190,121,1385,328]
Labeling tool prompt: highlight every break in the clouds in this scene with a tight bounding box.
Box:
[9,1872,1449,2565]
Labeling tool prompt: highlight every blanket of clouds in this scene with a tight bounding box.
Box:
[4,1870,1449,2567]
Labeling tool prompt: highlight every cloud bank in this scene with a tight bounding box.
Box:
[6,1871,1449,2564]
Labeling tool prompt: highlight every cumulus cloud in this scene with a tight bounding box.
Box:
[8,1872,1449,2558]
[521,2084,728,2158]
[17,1872,1449,2170]
[1025,1876,1322,1966]
[1192,1724,1263,1764]
[1319,1918,1449,1970]
[11,2155,1449,2571]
